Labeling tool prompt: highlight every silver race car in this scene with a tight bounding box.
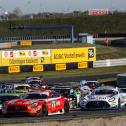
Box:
[80,86,126,110]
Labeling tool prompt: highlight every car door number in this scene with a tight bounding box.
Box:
[51,100,60,108]
[51,100,56,108]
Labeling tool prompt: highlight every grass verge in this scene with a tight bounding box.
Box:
[0,65,126,81]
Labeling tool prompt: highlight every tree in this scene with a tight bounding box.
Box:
[12,8,23,17]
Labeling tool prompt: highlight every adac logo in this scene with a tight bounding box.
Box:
[19,51,26,56]
[88,48,94,59]
[4,52,8,57]
[42,50,48,55]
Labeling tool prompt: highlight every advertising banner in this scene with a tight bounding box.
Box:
[20,41,32,46]
[88,9,108,16]
[33,65,43,72]
[51,47,96,64]
[0,49,51,66]
[8,66,20,73]
[78,62,88,69]
[55,64,66,71]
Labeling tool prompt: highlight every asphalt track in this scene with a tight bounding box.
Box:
[0,109,126,124]
[4,73,118,84]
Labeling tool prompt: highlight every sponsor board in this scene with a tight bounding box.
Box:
[0,47,96,66]
[33,65,43,72]
[20,41,32,46]
[78,62,88,69]
[51,47,96,63]
[88,9,108,16]
[0,49,51,66]
[2,50,50,58]
[8,66,20,73]
[56,64,66,71]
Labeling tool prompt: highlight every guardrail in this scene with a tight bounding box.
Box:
[0,35,73,42]
[93,58,126,68]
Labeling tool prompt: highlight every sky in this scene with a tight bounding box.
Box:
[0,0,126,14]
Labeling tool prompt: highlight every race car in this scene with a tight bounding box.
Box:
[14,84,32,93]
[22,76,42,84]
[0,93,22,112]
[2,90,70,116]
[80,86,126,110]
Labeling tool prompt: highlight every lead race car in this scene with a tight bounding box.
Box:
[2,90,70,116]
[80,86,126,110]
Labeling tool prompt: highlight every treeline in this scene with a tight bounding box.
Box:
[0,13,126,38]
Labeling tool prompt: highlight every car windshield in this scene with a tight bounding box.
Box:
[94,89,118,95]
[23,93,48,99]
[15,86,31,90]
[28,81,40,85]
[85,82,99,88]
[0,95,19,103]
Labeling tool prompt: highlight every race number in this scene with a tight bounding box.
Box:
[51,100,56,108]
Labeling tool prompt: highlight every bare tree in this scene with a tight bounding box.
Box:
[12,8,23,17]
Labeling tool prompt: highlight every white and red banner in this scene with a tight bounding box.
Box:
[88,9,108,16]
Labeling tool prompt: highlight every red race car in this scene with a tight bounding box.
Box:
[2,90,70,116]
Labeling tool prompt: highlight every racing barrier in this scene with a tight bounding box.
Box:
[0,47,96,73]
[93,58,126,68]
[0,62,93,73]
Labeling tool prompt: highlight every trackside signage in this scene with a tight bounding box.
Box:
[33,65,43,72]
[78,62,88,69]
[8,66,20,73]
[0,47,96,66]
[0,49,51,66]
[56,64,66,71]
[51,47,96,63]
[20,40,32,46]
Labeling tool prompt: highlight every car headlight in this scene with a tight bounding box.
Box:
[31,103,38,108]
[2,103,8,109]
[81,97,88,102]
[108,97,116,102]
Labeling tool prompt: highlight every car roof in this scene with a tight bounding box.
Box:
[26,77,41,80]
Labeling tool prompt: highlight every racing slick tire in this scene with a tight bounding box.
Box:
[64,102,69,114]
[42,104,48,116]
[80,107,85,111]
[3,114,10,118]
[118,98,121,109]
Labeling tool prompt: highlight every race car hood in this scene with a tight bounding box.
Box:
[87,94,116,101]
[6,99,43,105]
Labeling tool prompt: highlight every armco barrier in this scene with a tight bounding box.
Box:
[93,58,126,68]
[0,62,93,74]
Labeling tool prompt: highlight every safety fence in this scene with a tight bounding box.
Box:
[0,35,72,42]
[0,33,125,42]
[93,58,126,68]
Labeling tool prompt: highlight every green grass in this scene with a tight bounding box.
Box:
[0,65,126,81]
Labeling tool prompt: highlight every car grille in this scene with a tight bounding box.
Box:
[86,101,110,109]
[7,106,28,111]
